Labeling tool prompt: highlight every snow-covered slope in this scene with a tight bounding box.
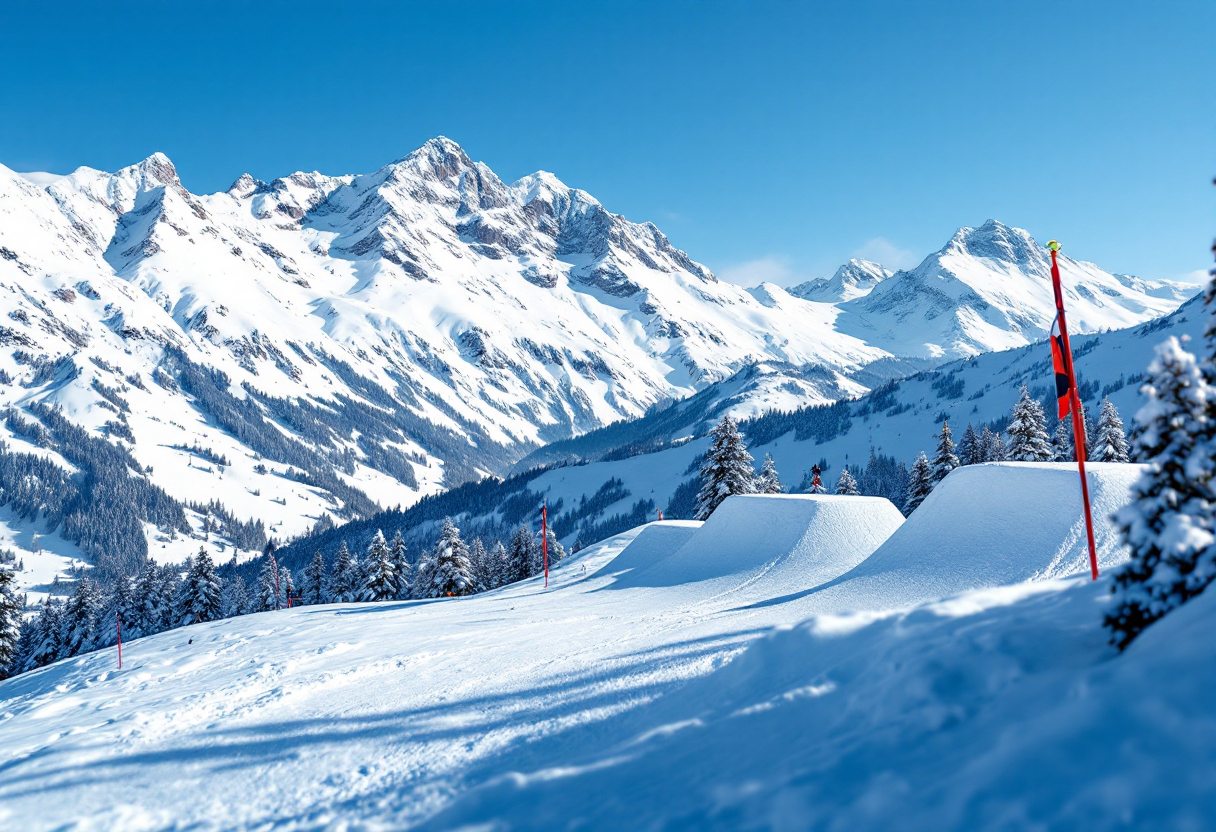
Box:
[3,466,1209,831]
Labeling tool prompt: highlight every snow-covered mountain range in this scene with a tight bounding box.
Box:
[0,137,1198,582]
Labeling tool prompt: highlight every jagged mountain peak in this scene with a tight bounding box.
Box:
[943,219,1041,264]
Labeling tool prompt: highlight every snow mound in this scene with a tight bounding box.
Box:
[592,520,702,579]
[837,462,1144,607]
[612,495,904,596]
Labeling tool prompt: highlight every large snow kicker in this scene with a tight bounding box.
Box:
[610,494,905,597]
[832,461,1144,608]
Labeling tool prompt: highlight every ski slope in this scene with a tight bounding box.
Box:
[2,466,1210,831]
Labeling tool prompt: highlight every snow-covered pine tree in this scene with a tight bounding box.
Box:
[155,564,182,633]
[430,518,476,598]
[131,561,160,639]
[986,429,1008,462]
[278,568,295,607]
[835,467,860,495]
[507,525,535,584]
[535,527,566,575]
[181,547,223,626]
[1107,336,1216,648]
[60,576,102,658]
[327,541,359,604]
[256,551,282,611]
[411,549,436,599]
[931,421,959,485]
[90,574,136,650]
[30,598,65,670]
[389,531,411,600]
[1093,397,1131,462]
[1051,417,1075,462]
[694,415,755,520]
[0,566,22,677]
[755,453,783,494]
[957,423,981,466]
[299,551,327,605]
[1006,384,1053,462]
[468,538,492,592]
[904,452,933,515]
[489,541,509,589]
[362,530,397,602]
[221,575,251,617]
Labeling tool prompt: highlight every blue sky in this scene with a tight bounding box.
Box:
[1,1,1211,285]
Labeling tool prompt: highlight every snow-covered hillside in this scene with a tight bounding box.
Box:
[2,468,1210,830]
[0,138,1196,596]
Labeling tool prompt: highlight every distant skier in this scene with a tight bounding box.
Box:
[809,464,827,495]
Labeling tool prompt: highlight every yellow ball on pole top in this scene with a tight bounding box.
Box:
[1047,240,1061,252]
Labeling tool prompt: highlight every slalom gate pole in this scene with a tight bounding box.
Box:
[658,509,663,521]
[542,501,549,588]
[116,612,122,670]
[1048,241,1100,580]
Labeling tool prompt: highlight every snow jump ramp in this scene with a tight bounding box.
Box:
[591,520,702,579]
[609,494,904,595]
[829,461,1146,608]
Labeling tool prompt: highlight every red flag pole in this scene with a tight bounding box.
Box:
[1048,241,1100,580]
[116,612,122,670]
[658,509,663,521]
[541,501,549,588]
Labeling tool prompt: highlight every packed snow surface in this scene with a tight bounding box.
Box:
[2,467,1210,831]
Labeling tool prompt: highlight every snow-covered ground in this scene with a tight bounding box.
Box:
[1,464,1211,831]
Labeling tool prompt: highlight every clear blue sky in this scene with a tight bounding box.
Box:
[1,1,1211,285]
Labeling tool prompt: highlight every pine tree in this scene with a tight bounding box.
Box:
[411,550,436,599]
[1006,384,1053,461]
[327,541,359,603]
[694,415,755,520]
[278,567,295,607]
[986,429,1008,462]
[362,530,398,602]
[154,564,181,633]
[221,575,251,617]
[1107,336,1216,648]
[131,561,160,638]
[257,551,282,611]
[957,423,981,466]
[60,576,102,657]
[181,547,223,625]
[904,452,933,515]
[536,527,566,576]
[489,541,509,589]
[835,467,860,495]
[1051,417,1075,462]
[1093,397,1131,462]
[931,421,959,485]
[389,531,411,600]
[91,575,136,650]
[0,566,22,677]
[20,598,63,672]
[299,551,327,605]
[468,538,492,592]
[431,518,476,598]
[755,453,783,494]
[507,525,535,584]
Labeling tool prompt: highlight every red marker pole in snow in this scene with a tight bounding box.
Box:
[541,501,549,588]
[1048,240,1100,580]
[116,612,122,670]
[658,509,663,521]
